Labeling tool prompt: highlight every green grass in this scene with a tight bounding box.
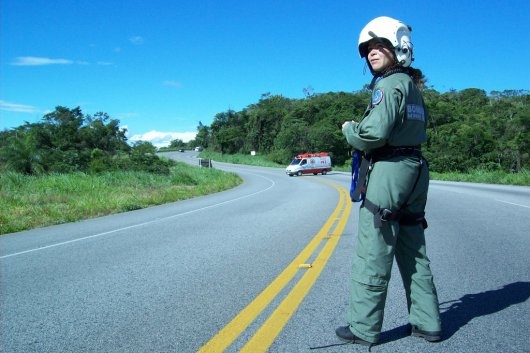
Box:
[430,169,530,186]
[0,162,242,235]
[199,151,283,168]
[2,153,527,235]
[200,151,530,186]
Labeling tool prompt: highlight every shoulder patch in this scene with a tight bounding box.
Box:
[371,89,384,106]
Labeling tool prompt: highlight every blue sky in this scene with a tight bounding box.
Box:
[1,0,529,147]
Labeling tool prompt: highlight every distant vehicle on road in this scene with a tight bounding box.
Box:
[286,152,332,176]
[194,146,203,152]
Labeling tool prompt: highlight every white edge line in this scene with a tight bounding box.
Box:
[495,199,530,209]
[0,171,275,260]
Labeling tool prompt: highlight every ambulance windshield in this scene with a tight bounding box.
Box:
[289,159,301,165]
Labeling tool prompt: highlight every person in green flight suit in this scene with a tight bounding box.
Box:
[336,16,442,347]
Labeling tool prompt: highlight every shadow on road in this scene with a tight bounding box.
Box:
[380,281,530,343]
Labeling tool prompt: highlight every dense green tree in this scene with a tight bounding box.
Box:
[129,141,173,174]
[209,110,246,154]
[196,88,528,173]
[273,116,310,159]
[2,88,528,176]
[169,138,186,149]
[244,95,294,153]
[194,121,210,149]
[82,112,129,153]
[0,106,171,175]
[0,127,44,174]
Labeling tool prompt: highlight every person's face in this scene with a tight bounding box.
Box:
[367,40,395,73]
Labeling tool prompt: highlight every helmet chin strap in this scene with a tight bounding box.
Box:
[363,61,368,76]
[368,75,379,90]
[383,66,409,77]
[368,65,410,89]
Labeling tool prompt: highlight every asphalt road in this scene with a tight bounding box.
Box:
[1,152,529,353]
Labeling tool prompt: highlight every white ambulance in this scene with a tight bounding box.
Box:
[285,152,332,176]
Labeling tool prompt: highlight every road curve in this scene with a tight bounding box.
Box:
[1,153,529,353]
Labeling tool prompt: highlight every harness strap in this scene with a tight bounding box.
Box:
[361,156,428,229]
[362,198,428,229]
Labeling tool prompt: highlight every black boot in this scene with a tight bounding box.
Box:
[335,325,374,346]
[410,325,442,342]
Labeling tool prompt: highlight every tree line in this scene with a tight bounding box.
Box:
[0,107,174,175]
[192,88,529,173]
[1,88,528,176]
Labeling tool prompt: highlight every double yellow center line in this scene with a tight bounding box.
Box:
[197,181,351,353]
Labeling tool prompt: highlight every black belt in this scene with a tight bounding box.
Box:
[369,145,422,162]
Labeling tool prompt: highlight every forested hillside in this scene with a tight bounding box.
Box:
[193,88,529,173]
[1,88,528,175]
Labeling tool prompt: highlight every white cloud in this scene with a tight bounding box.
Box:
[11,57,112,66]
[11,56,74,66]
[0,100,38,113]
[163,80,182,88]
[129,130,196,148]
[115,112,139,120]
[129,36,144,45]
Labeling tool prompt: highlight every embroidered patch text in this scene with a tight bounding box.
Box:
[406,104,425,121]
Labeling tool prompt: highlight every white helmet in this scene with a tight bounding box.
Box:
[358,16,414,67]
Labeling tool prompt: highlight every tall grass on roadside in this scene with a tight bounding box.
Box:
[199,151,283,168]
[335,164,530,186]
[199,151,530,186]
[430,168,530,186]
[0,163,241,235]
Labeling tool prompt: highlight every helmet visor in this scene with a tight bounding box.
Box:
[359,37,393,58]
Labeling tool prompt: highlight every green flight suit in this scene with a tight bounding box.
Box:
[342,72,442,343]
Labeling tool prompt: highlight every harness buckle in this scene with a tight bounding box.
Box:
[380,208,394,222]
